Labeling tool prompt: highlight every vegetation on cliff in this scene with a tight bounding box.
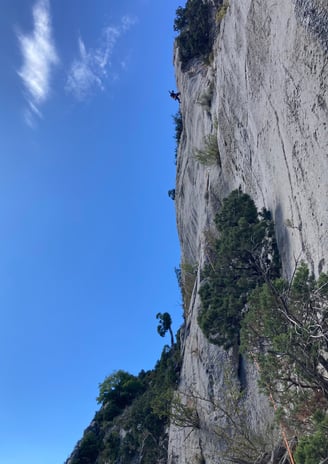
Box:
[241,262,328,462]
[294,412,328,464]
[173,0,230,70]
[66,340,181,464]
[198,189,280,349]
[173,110,182,163]
[198,189,328,462]
[66,173,328,464]
[241,262,328,400]
[174,0,213,69]
[64,0,328,462]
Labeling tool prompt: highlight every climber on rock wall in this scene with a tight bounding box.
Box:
[169,90,181,103]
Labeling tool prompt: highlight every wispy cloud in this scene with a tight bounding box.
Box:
[66,16,137,101]
[17,0,58,126]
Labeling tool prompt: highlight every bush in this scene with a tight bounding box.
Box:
[173,111,183,144]
[175,262,198,316]
[97,370,145,422]
[294,413,328,464]
[168,189,176,200]
[241,262,328,419]
[216,2,229,24]
[97,345,181,464]
[70,430,103,464]
[174,0,213,69]
[173,110,183,163]
[67,332,181,464]
[198,189,280,349]
[194,133,220,166]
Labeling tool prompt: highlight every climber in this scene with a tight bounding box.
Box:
[169,90,181,103]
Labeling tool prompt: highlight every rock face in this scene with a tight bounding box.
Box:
[168,0,328,462]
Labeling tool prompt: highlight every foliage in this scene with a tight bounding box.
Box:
[175,262,198,317]
[168,189,176,200]
[173,110,183,142]
[173,110,183,164]
[294,413,328,464]
[153,343,182,410]
[156,312,174,346]
[174,0,213,69]
[211,375,272,462]
[216,1,229,24]
[101,431,120,463]
[96,370,145,423]
[198,189,280,349]
[67,341,181,464]
[105,344,181,464]
[241,262,328,426]
[173,370,273,463]
[175,266,182,289]
[169,392,200,429]
[193,133,220,166]
[69,429,103,464]
[196,82,214,110]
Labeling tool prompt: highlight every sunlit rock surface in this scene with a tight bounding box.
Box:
[169,0,328,462]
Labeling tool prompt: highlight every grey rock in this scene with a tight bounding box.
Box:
[169,0,328,462]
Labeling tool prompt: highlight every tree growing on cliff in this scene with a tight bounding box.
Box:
[168,189,176,200]
[241,262,328,415]
[294,412,328,464]
[198,189,280,349]
[174,0,213,69]
[96,370,145,423]
[156,312,174,346]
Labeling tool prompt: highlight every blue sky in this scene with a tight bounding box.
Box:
[0,1,183,462]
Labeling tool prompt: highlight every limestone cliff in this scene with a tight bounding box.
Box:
[168,0,328,463]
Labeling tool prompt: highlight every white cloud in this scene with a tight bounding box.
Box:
[17,0,58,125]
[66,16,137,101]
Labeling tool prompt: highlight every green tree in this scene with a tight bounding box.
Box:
[174,6,188,32]
[173,110,183,164]
[97,370,145,412]
[174,0,213,69]
[156,312,174,346]
[69,429,103,464]
[67,333,181,464]
[173,110,183,143]
[198,189,280,349]
[241,262,328,414]
[168,189,176,200]
[294,413,328,464]
[99,345,181,464]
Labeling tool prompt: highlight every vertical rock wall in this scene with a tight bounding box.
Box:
[169,0,328,462]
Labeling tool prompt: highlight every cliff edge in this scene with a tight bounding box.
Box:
[169,0,328,462]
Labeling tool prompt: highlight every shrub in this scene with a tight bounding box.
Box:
[67,330,182,464]
[173,110,183,163]
[241,262,328,417]
[216,1,229,24]
[168,189,176,200]
[294,413,328,464]
[196,83,214,111]
[194,133,220,166]
[174,0,213,69]
[97,370,145,417]
[70,430,103,464]
[198,189,280,349]
[173,111,183,144]
[175,262,198,316]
